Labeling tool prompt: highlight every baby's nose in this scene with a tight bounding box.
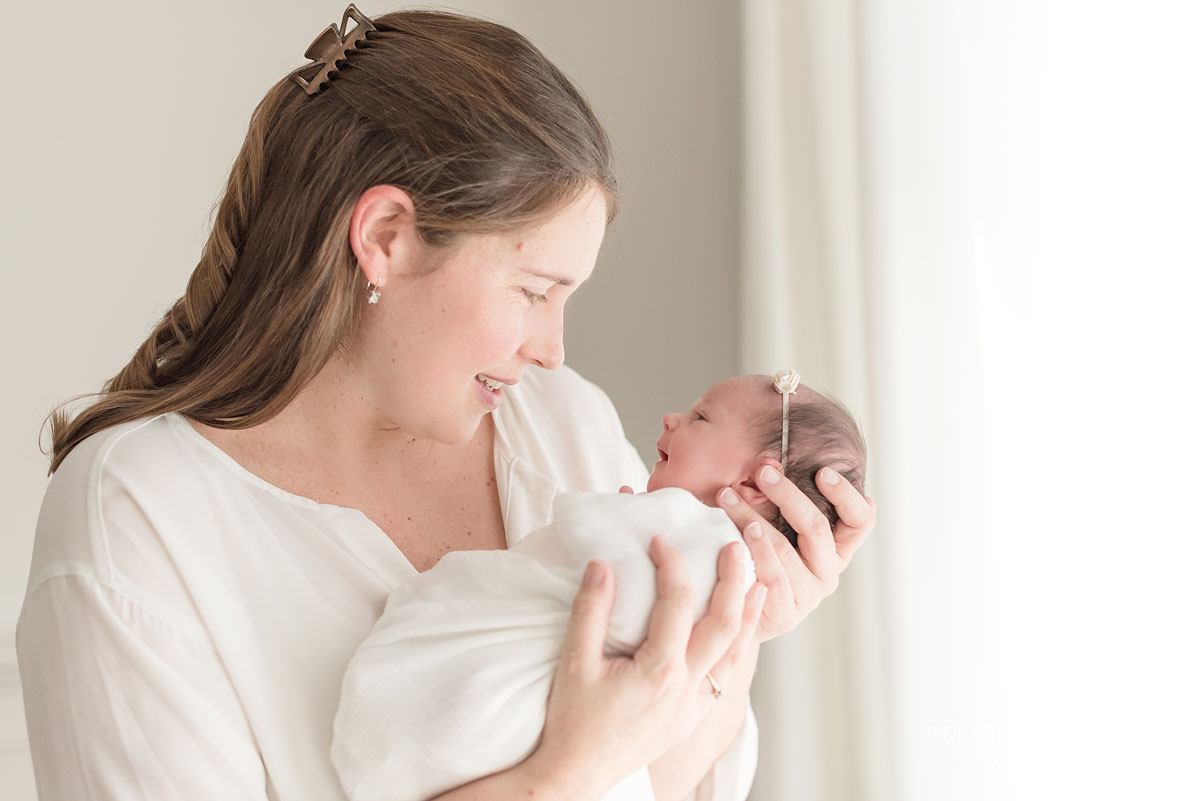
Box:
[662,412,679,431]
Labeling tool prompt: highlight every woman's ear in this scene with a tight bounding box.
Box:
[348,185,421,288]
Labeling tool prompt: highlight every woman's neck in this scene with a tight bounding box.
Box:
[189,352,493,497]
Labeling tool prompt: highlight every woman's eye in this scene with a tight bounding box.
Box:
[522,288,551,304]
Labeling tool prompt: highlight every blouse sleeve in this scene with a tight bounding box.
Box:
[16,575,268,800]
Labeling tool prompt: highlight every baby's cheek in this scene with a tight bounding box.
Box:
[646,467,664,492]
[690,475,725,507]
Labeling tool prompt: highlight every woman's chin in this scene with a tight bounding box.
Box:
[420,412,489,447]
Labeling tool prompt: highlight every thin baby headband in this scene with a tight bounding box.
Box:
[772,369,801,472]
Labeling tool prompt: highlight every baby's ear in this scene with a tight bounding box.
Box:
[736,476,769,506]
[737,458,784,506]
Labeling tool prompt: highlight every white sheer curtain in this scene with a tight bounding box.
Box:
[741,2,1200,800]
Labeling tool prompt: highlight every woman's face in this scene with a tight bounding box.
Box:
[355,186,608,444]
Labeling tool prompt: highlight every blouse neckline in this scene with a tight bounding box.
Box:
[159,403,554,586]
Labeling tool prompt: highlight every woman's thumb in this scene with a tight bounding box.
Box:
[562,561,615,671]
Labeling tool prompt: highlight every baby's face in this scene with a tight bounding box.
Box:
[646,376,769,506]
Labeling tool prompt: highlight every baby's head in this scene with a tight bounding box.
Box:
[646,375,867,546]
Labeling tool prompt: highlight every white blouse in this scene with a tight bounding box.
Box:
[16,366,757,801]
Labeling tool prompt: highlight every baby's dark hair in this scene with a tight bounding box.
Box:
[749,376,867,547]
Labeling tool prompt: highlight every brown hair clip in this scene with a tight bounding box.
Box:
[288,4,377,96]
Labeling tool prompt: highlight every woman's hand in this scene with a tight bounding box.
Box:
[717,465,874,644]
[525,537,766,800]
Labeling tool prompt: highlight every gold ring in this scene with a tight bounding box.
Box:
[704,672,722,700]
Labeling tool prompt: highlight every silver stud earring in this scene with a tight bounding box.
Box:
[366,282,381,304]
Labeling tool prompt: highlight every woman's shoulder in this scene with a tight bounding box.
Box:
[29,414,232,597]
[48,413,200,505]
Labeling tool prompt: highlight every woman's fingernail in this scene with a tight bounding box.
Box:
[760,466,780,485]
[719,488,740,507]
[584,562,603,586]
[745,521,763,541]
[753,583,767,603]
[820,468,840,485]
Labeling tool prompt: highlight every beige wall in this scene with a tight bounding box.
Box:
[0,1,740,794]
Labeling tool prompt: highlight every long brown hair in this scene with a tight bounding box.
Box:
[47,9,617,474]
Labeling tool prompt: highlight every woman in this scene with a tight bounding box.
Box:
[17,8,873,801]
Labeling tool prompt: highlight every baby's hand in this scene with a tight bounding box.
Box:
[618,485,636,495]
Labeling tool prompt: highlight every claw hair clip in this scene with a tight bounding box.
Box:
[288,4,377,96]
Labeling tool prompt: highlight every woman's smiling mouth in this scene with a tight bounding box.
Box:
[476,373,504,391]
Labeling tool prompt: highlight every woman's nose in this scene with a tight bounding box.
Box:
[520,317,565,371]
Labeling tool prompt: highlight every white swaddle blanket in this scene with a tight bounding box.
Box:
[332,488,756,801]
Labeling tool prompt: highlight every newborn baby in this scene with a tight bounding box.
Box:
[331,373,866,801]
[646,373,867,549]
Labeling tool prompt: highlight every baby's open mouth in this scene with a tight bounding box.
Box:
[657,448,668,462]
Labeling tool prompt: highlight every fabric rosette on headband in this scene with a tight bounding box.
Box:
[773,370,800,395]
